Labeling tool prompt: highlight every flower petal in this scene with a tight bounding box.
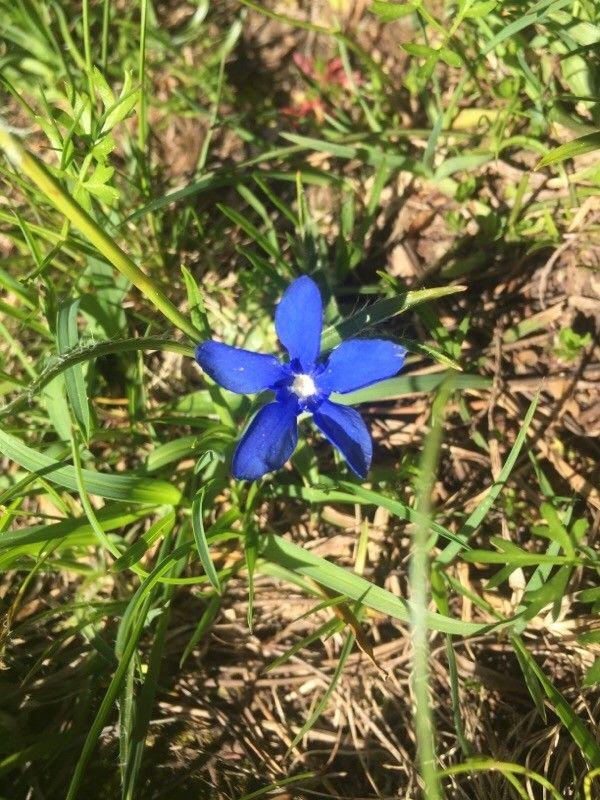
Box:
[232,396,299,480]
[196,341,286,394]
[275,275,322,370]
[312,399,372,478]
[316,339,406,394]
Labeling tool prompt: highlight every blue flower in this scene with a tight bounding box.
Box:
[195,276,406,481]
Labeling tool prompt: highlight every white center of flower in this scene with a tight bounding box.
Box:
[291,373,317,399]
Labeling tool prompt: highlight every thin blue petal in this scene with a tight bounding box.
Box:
[196,341,286,394]
[232,395,299,480]
[316,339,406,395]
[275,275,322,370]
[312,399,372,478]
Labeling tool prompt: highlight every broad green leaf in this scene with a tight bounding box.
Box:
[0,429,181,504]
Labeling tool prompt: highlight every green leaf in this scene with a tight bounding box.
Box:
[179,593,222,668]
[463,0,497,17]
[112,510,176,572]
[191,488,221,592]
[320,285,466,351]
[0,337,194,421]
[403,43,462,67]
[0,506,154,552]
[437,393,539,563]
[512,637,600,766]
[57,298,92,439]
[0,429,181,504]
[371,0,417,20]
[146,429,232,472]
[102,85,140,132]
[288,632,355,752]
[83,163,119,204]
[583,658,600,688]
[462,550,579,566]
[538,503,575,557]
[259,533,493,635]
[181,265,210,338]
[274,481,465,547]
[91,66,115,109]
[536,131,600,169]
[481,0,574,56]
[332,371,491,405]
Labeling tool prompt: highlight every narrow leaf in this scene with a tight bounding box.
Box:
[192,488,221,592]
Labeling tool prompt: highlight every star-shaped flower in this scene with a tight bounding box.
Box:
[195,276,406,480]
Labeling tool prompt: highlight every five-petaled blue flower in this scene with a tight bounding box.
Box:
[195,276,406,481]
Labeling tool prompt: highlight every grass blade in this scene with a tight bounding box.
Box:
[259,532,493,635]
[320,285,466,351]
[437,393,539,564]
[57,298,92,439]
[192,488,221,592]
[0,428,181,504]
